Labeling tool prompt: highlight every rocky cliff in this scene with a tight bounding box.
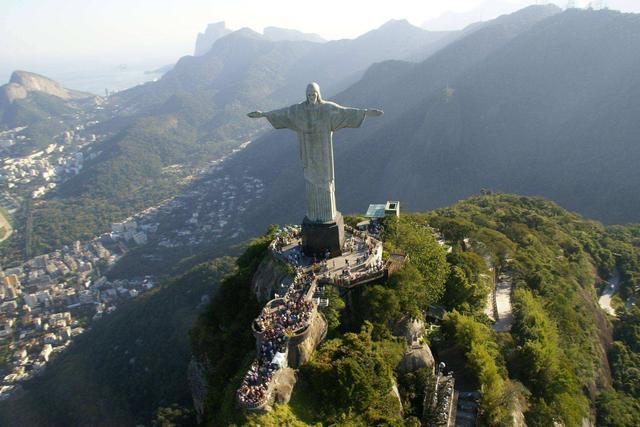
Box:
[250,256,293,303]
[0,71,89,104]
[287,311,327,368]
[194,21,232,56]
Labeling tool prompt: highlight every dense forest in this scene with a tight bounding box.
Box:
[190,193,640,426]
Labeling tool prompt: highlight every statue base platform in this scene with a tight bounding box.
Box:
[302,212,345,258]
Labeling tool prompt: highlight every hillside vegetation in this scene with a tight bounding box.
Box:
[2,193,637,425]
[192,193,640,426]
[0,257,235,426]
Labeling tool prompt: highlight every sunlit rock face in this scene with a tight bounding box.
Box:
[1,71,89,104]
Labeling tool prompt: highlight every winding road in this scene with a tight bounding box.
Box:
[0,211,12,243]
[598,269,621,316]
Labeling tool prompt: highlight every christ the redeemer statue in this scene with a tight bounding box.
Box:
[248,82,382,256]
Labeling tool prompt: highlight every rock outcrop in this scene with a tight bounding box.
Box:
[0,71,89,104]
[395,316,436,374]
[399,344,435,374]
[251,256,293,303]
[390,380,403,414]
[187,355,210,423]
[399,317,425,343]
[288,311,327,368]
[271,368,297,405]
[194,21,232,56]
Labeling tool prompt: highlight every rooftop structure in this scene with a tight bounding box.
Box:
[366,200,401,219]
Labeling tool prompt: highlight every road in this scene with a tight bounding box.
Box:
[0,210,12,243]
[493,274,513,332]
[598,269,621,316]
[482,270,513,332]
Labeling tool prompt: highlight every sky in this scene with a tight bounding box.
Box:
[1,0,640,83]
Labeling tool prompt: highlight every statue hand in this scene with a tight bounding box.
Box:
[247,111,264,118]
[366,109,383,117]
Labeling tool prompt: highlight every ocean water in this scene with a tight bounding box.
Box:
[50,66,163,95]
[1,59,173,95]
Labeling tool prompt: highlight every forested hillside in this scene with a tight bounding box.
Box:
[3,192,637,426]
[191,193,640,426]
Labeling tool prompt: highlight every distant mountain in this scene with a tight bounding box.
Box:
[113,19,453,140]
[1,71,87,103]
[99,18,458,169]
[20,18,453,256]
[0,71,93,129]
[144,63,174,75]
[415,3,560,60]
[213,6,640,232]
[193,21,232,56]
[194,23,325,57]
[422,0,531,30]
[263,26,325,43]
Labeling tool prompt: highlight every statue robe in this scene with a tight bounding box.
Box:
[264,101,366,223]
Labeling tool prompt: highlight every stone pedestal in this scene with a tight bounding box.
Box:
[302,212,345,257]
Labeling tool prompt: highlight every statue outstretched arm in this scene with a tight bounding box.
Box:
[248,106,297,130]
[365,108,383,117]
[247,111,264,118]
[330,105,383,131]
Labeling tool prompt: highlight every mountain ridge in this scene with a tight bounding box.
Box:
[219,7,640,230]
[1,70,91,105]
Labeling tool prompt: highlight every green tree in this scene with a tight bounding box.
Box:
[597,389,640,427]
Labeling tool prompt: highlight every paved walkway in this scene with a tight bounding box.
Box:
[598,269,621,317]
[493,273,513,332]
[278,234,383,286]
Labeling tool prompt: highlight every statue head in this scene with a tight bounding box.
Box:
[306,82,322,105]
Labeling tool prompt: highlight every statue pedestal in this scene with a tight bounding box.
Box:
[302,212,345,258]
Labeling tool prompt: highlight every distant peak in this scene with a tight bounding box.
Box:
[9,70,61,90]
[263,26,326,43]
[374,19,423,34]
[205,21,226,30]
[3,70,89,103]
[9,70,53,85]
[380,19,412,28]
[231,27,263,39]
[357,19,422,39]
[194,22,233,56]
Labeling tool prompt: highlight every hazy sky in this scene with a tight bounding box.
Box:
[2,0,639,72]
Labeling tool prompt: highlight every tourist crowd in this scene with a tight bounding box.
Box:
[269,226,301,254]
[331,259,386,287]
[238,225,387,408]
[238,281,315,408]
[254,291,314,334]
